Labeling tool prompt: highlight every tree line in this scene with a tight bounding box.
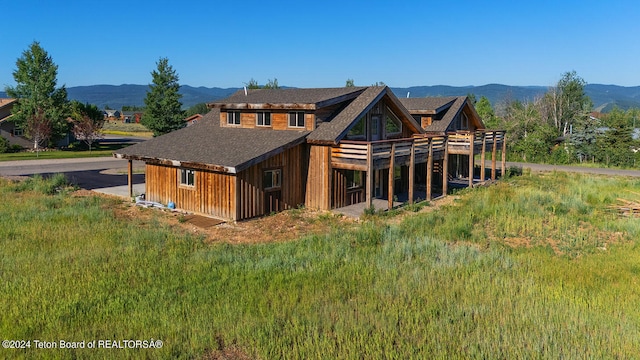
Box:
[474,71,640,168]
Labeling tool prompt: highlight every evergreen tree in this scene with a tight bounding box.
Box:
[141,58,184,136]
[5,41,69,150]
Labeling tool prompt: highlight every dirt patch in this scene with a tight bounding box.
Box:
[106,197,356,244]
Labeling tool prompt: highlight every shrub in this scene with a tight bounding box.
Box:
[0,136,8,153]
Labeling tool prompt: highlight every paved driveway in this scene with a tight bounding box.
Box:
[0,157,146,197]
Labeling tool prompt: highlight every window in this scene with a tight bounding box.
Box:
[346,170,363,189]
[385,112,402,135]
[179,168,195,187]
[461,113,469,129]
[288,112,305,128]
[256,111,271,126]
[13,127,24,136]
[227,111,241,125]
[347,116,366,138]
[263,169,282,190]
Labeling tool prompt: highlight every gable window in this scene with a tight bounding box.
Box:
[347,116,366,138]
[179,168,195,187]
[227,111,241,125]
[288,112,305,128]
[13,127,24,137]
[256,111,271,127]
[460,112,469,130]
[263,169,282,190]
[385,110,402,136]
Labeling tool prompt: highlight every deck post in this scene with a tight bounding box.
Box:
[388,143,395,210]
[426,138,433,201]
[491,133,498,180]
[366,143,373,208]
[128,159,133,198]
[501,133,507,178]
[480,132,487,182]
[408,141,415,204]
[468,132,475,188]
[442,137,449,196]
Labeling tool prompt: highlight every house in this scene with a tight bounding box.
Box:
[103,109,121,121]
[184,114,203,126]
[115,86,505,221]
[0,98,32,149]
[122,111,143,123]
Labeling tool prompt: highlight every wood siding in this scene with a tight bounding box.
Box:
[236,144,308,220]
[220,111,315,131]
[145,164,237,220]
[306,145,332,210]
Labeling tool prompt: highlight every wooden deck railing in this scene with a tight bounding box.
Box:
[447,130,505,146]
[331,135,447,170]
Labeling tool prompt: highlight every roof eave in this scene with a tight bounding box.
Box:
[113,153,237,174]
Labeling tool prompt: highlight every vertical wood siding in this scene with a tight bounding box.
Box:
[236,144,308,220]
[306,145,332,210]
[145,164,237,220]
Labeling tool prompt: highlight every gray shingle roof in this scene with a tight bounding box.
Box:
[209,87,367,109]
[399,97,457,113]
[115,109,309,173]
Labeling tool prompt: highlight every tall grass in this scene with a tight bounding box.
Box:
[1,173,640,358]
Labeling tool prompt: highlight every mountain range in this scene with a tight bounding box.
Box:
[2,84,640,112]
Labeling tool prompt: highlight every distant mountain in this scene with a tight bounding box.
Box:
[2,83,640,112]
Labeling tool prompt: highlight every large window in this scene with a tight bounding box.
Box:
[347,116,366,138]
[385,110,402,135]
[346,170,363,189]
[179,168,195,187]
[256,111,271,127]
[288,112,305,128]
[227,111,241,125]
[263,169,282,190]
[460,112,469,129]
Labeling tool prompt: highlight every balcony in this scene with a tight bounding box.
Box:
[331,135,447,171]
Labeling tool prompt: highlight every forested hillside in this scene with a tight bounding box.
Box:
[2,83,640,111]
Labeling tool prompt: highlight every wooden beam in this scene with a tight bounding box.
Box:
[501,135,507,178]
[442,137,449,196]
[480,132,486,182]
[366,143,373,208]
[426,139,433,201]
[128,159,133,198]
[468,132,475,188]
[491,134,498,180]
[388,143,395,210]
[408,142,415,204]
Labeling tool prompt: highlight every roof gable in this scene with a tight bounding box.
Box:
[307,86,423,145]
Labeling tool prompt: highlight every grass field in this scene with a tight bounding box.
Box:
[102,122,153,138]
[1,172,640,358]
[0,143,127,162]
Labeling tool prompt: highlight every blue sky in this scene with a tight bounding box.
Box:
[2,0,639,89]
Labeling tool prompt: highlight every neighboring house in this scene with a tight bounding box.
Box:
[103,109,121,121]
[184,114,203,126]
[122,111,143,123]
[0,98,31,149]
[115,86,505,221]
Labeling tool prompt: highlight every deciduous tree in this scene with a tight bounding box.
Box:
[141,58,184,136]
[5,41,69,150]
[70,101,104,152]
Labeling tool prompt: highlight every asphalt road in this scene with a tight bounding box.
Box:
[0,157,146,190]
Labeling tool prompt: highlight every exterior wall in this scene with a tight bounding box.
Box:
[236,144,308,220]
[0,121,32,148]
[306,145,332,210]
[221,111,315,131]
[145,164,237,220]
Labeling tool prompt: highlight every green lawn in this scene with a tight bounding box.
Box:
[0,144,125,162]
[2,172,640,359]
